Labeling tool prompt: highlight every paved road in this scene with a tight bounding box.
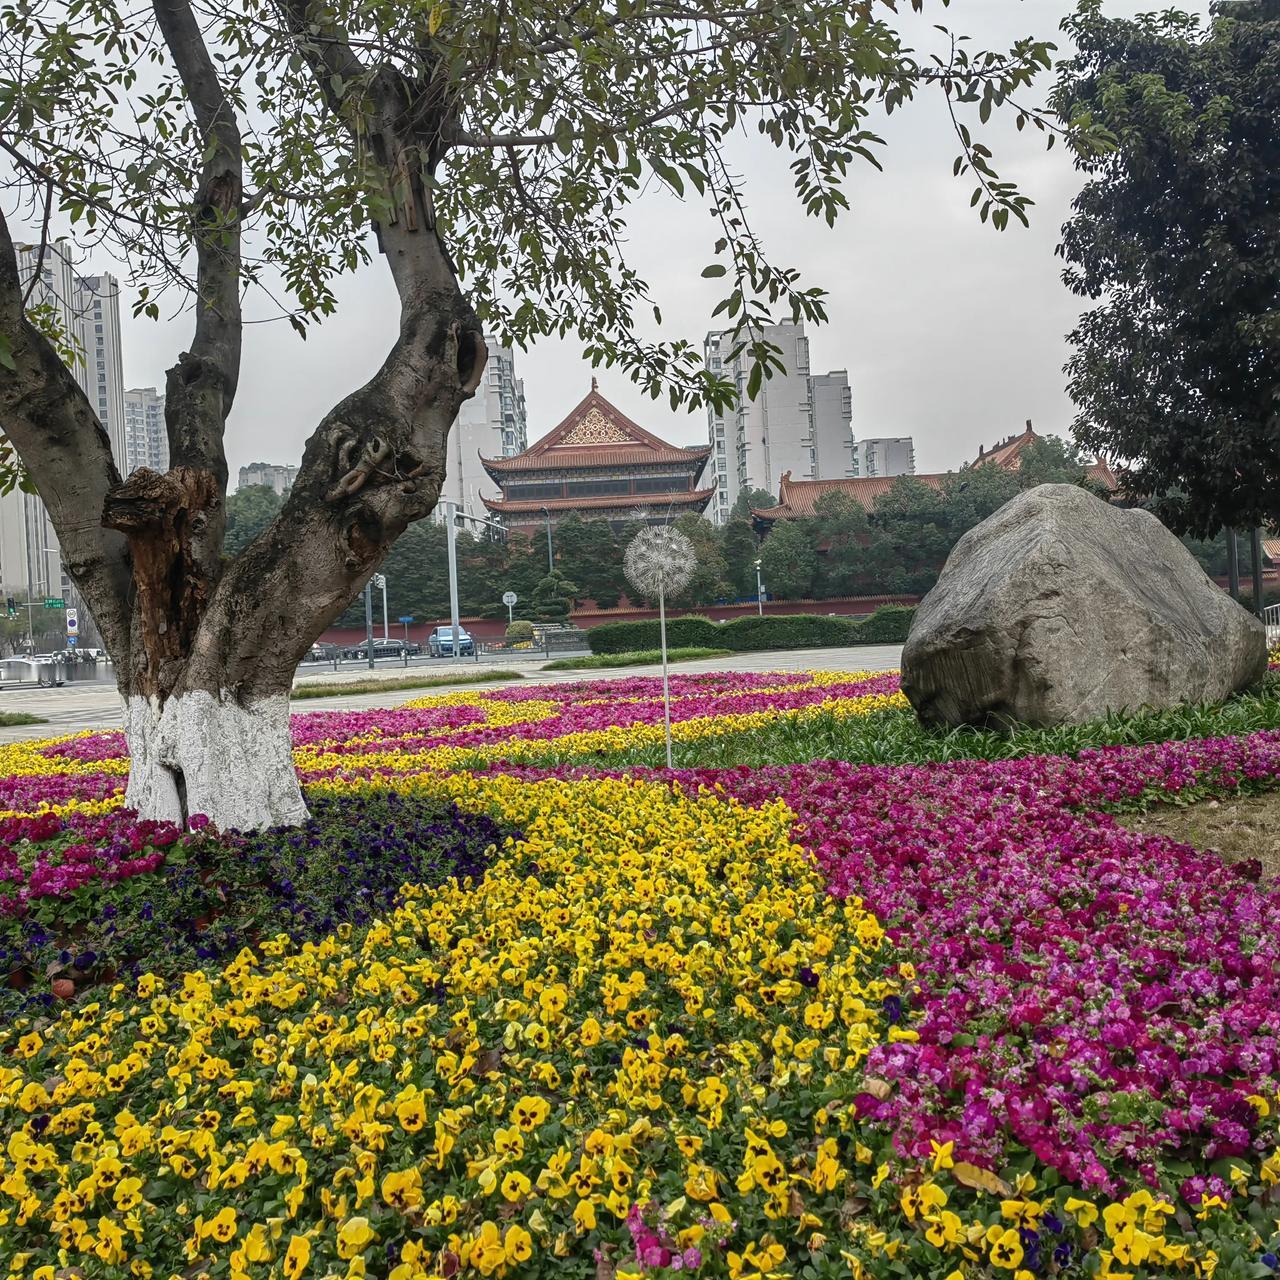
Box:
[0,644,903,741]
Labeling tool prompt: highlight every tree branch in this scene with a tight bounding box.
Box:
[0,207,133,660]
[150,0,243,494]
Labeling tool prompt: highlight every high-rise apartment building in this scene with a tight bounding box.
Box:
[238,462,299,495]
[5,242,127,614]
[704,323,855,524]
[443,340,528,515]
[124,388,169,473]
[853,437,915,478]
[810,371,856,479]
[75,274,127,466]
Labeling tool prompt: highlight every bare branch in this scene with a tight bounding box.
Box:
[19,178,54,308]
[150,0,243,493]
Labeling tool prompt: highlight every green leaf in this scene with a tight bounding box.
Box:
[700,265,727,278]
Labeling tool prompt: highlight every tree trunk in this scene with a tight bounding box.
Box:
[122,689,306,830]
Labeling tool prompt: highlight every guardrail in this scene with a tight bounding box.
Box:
[1266,603,1280,639]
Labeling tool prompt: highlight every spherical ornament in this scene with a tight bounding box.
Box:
[624,526,696,598]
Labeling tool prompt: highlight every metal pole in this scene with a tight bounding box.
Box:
[659,584,672,770]
[380,577,389,640]
[446,501,462,665]
[363,581,375,669]
[1251,526,1266,619]
[1227,528,1241,600]
[755,561,764,617]
[540,506,554,573]
[506,600,514,625]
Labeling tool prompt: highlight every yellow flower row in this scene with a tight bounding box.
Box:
[0,773,897,1280]
[299,691,908,779]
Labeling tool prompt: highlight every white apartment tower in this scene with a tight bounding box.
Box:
[76,274,127,465]
[238,462,299,495]
[854,437,915,478]
[5,242,126,608]
[444,340,527,515]
[124,388,169,473]
[704,322,855,523]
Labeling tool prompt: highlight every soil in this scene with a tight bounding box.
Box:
[1119,790,1280,880]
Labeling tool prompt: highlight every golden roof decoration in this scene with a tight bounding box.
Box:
[560,406,632,447]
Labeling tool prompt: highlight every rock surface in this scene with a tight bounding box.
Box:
[901,484,1267,727]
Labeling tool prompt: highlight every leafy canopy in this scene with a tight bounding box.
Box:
[1054,0,1279,536]
[1,0,1105,410]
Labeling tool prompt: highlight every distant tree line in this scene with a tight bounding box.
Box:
[224,437,1245,626]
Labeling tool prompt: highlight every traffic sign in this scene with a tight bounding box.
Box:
[43,597,65,609]
[502,591,518,606]
[66,635,77,647]
[65,608,78,635]
[398,615,415,624]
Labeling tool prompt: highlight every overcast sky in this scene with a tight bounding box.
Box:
[88,0,1209,480]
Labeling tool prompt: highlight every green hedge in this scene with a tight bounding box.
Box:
[586,605,915,654]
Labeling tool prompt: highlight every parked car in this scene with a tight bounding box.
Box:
[428,625,475,657]
[343,638,422,660]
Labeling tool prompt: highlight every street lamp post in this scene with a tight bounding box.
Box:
[363,580,375,669]
[754,559,765,617]
[444,503,509,665]
[538,506,554,574]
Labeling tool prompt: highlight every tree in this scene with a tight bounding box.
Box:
[529,572,579,624]
[0,0,1091,829]
[223,486,284,557]
[1014,435,1092,489]
[811,491,887,598]
[555,515,625,609]
[758,518,817,601]
[1055,0,1280,537]
[669,514,730,608]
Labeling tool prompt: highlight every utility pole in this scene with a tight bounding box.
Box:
[754,559,765,617]
[445,501,462,665]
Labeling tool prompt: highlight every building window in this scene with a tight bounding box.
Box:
[565,479,630,498]
[634,476,689,494]
[504,481,564,500]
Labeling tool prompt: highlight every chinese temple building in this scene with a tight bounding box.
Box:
[481,381,715,533]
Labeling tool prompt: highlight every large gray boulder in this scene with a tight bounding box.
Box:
[901,484,1267,728]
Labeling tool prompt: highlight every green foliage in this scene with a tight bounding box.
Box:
[541,647,732,671]
[529,571,578,623]
[291,670,522,698]
[577,680,1280,773]
[758,518,817,601]
[854,604,917,644]
[588,616,722,655]
[504,619,535,641]
[586,605,914,655]
[0,0,1101,411]
[1055,1,1280,536]
[554,515,625,609]
[223,485,283,557]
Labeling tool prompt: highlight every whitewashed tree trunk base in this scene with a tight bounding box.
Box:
[122,691,308,831]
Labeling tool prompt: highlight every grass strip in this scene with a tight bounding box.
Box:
[542,647,733,671]
[291,669,523,699]
[533,677,1280,770]
[0,711,45,726]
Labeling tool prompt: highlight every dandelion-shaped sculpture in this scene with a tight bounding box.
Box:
[625,526,696,769]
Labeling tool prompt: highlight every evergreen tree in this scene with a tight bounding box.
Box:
[758,519,817,601]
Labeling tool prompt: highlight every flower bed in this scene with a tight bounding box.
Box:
[1,794,509,1018]
[3,671,1280,1280]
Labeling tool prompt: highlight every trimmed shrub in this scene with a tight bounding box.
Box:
[586,606,917,655]
[719,613,857,651]
[855,604,916,643]
[587,616,721,654]
[505,619,535,641]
